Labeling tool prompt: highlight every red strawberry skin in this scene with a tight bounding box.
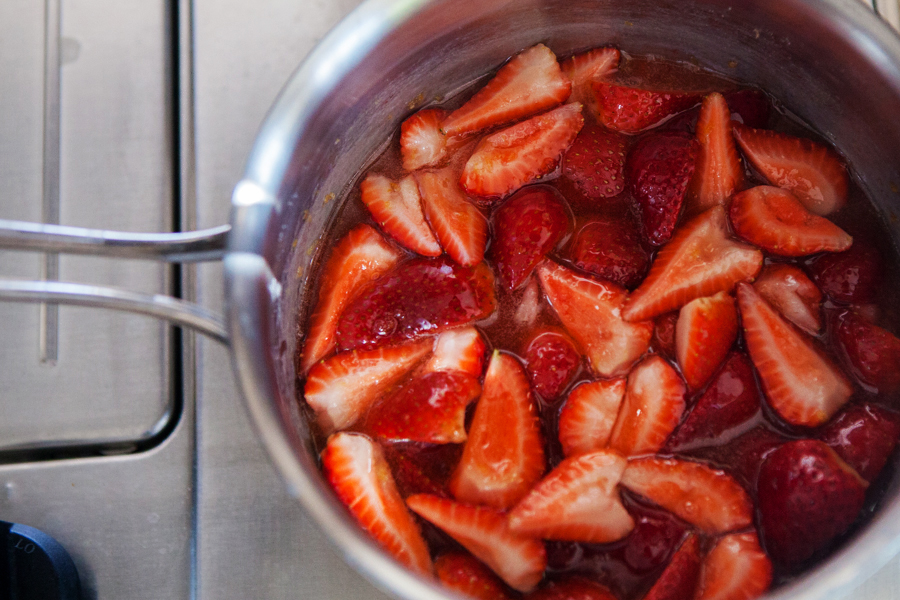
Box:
[652,312,678,359]
[561,46,620,111]
[626,132,699,246]
[819,402,900,482]
[491,185,571,290]
[723,88,771,129]
[526,577,618,600]
[336,256,496,351]
[435,553,515,600]
[561,124,630,199]
[686,426,787,492]
[833,310,900,392]
[757,439,867,567]
[382,443,463,498]
[568,216,649,289]
[642,533,702,600]
[806,241,884,304]
[364,371,481,443]
[592,83,700,133]
[523,329,582,402]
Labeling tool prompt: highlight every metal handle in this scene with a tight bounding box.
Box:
[0,220,231,345]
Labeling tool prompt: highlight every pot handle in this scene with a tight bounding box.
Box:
[0,219,230,345]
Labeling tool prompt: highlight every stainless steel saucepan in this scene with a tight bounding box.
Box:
[2,0,900,598]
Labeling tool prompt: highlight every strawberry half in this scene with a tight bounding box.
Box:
[622,206,763,322]
[833,310,900,393]
[608,355,686,457]
[568,215,650,289]
[560,124,630,200]
[753,263,822,335]
[450,351,545,509]
[363,370,481,443]
[406,494,547,592]
[729,185,852,256]
[422,327,487,377]
[336,256,496,351]
[757,439,867,566]
[508,450,634,544]
[620,457,754,534]
[694,532,772,600]
[819,402,900,483]
[416,168,489,266]
[626,131,699,246]
[400,108,468,171]
[528,577,618,600]
[675,291,739,390]
[491,185,571,290]
[300,224,401,373]
[442,43,572,137]
[304,339,432,433]
[733,124,849,215]
[360,173,441,257]
[652,312,679,359]
[558,379,626,458]
[322,433,432,574]
[461,103,584,199]
[686,92,743,214]
[737,283,852,427]
[687,426,788,492]
[537,260,653,378]
[806,241,884,304]
[592,82,701,133]
[523,328,582,402]
[643,533,702,600]
[435,553,515,600]
[560,46,620,110]
[666,352,762,452]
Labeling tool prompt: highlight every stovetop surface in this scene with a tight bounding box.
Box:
[1,1,899,599]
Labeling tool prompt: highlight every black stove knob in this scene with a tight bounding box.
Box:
[2,520,80,600]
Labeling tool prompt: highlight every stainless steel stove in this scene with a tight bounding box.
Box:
[1,1,899,599]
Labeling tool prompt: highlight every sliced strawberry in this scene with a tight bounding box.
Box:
[435,553,516,600]
[757,439,867,566]
[694,532,772,600]
[508,450,634,543]
[819,402,900,482]
[592,83,701,133]
[608,355,686,457]
[729,185,852,256]
[737,282,852,427]
[620,456,753,534]
[642,533,702,600]
[322,433,432,574]
[515,275,544,327]
[537,260,653,378]
[753,263,822,335]
[560,124,630,200]
[400,108,468,171]
[626,131,699,246]
[558,379,626,458]
[806,241,884,304]
[304,339,432,433]
[733,124,849,215]
[527,577,618,600]
[415,167,488,266]
[422,327,487,377]
[622,206,763,322]
[461,103,584,199]
[300,224,401,373]
[360,172,441,256]
[491,185,571,290]
[363,370,481,444]
[568,216,650,289]
[666,352,762,452]
[450,351,545,509]
[523,329,582,402]
[443,43,572,137]
[675,291,738,389]
[686,92,743,214]
[686,426,787,492]
[833,309,900,392]
[336,256,496,351]
[652,312,678,359]
[560,46,620,110]
[406,494,547,592]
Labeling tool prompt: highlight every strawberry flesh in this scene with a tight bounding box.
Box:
[757,439,867,567]
[675,291,739,390]
[400,107,466,170]
[642,533,702,600]
[416,167,489,266]
[686,92,743,215]
[833,309,900,393]
[435,553,516,600]
[753,263,823,335]
[336,256,496,351]
[491,185,571,290]
[422,327,487,377]
[524,329,582,402]
[560,46,621,111]
[558,379,626,458]
[693,532,772,600]
[360,172,442,257]
[561,124,630,200]
[568,216,650,289]
[806,241,884,304]
[625,131,699,246]
[592,83,701,133]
